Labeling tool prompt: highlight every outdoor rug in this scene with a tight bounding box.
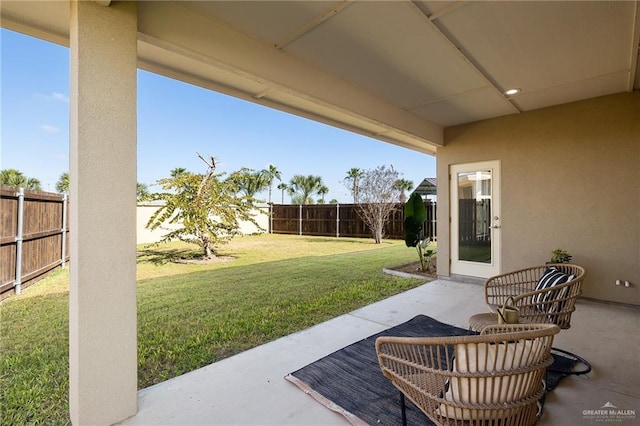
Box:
[285,315,575,425]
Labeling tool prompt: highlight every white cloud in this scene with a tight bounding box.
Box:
[42,124,60,133]
[51,92,69,103]
[35,92,70,103]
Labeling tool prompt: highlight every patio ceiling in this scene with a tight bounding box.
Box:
[2,1,639,154]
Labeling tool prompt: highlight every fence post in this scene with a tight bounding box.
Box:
[430,201,437,241]
[299,204,302,236]
[336,203,340,238]
[61,194,68,268]
[14,188,24,294]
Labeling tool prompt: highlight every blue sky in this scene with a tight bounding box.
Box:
[1,28,435,203]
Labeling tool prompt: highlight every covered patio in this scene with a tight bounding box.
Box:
[1,1,638,424]
[119,278,639,425]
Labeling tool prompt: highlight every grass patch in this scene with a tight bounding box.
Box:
[0,293,68,425]
[1,234,422,425]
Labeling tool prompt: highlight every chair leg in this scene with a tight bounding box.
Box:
[399,391,407,426]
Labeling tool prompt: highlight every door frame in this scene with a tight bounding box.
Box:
[450,160,501,278]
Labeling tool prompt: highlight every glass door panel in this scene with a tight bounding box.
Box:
[450,161,500,278]
[458,171,492,263]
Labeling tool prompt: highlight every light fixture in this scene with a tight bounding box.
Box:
[504,88,521,96]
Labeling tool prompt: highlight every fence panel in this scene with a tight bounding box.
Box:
[271,201,436,241]
[0,193,18,294]
[0,186,69,300]
[337,204,369,238]
[272,205,300,235]
[302,204,337,236]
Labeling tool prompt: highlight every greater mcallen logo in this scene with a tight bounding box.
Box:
[583,402,636,422]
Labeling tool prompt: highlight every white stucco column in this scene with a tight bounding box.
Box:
[69,1,138,424]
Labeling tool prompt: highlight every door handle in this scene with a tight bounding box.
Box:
[491,225,501,229]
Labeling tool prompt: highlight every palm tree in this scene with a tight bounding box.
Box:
[0,168,42,191]
[394,178,414,203]
[227,168,269,198]
[137,183,150,201]
[277,182,289,204]
[288,174,323,205]
[264,164,281,204]
[317,185,329,204]
[0,169,24,186]
[245,171,270,198]
[344,168,363,203]
[170,167,188,177]
[25,177,42,191]
[56,172,69,193]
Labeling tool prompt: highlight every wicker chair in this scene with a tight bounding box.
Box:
[376,323,560,426]
[484,264,586,329]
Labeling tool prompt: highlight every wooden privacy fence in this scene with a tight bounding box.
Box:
[270,202,436,240]
[458,199,491,245]
[0,186,69,300]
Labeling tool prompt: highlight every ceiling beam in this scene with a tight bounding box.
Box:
[138,38,438,156]
[136,2,443,147]
[0,1,70,47]
[420,0,468,22]
[274,1,352,50]
[629,0,640,91]
[410,2,521,114]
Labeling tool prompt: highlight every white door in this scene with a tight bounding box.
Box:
[451,161,501,278]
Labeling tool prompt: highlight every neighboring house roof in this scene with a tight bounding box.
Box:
[412,178,437,196]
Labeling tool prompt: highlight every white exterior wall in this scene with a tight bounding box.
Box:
[437,93,639,305]
[136,203,270,244]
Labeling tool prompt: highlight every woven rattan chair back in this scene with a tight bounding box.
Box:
[376,323,560,426]
[484,264,585,329]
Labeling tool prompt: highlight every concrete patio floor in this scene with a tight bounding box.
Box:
[119,279,639,425]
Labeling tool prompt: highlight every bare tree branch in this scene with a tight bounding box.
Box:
[356,165,401,243]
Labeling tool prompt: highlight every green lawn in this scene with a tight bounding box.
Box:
[0,234,423,425]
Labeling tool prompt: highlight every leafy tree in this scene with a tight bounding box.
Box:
[356,165,401,244]
[344,168,363,204]
[227,168,270,199]
[264,164,281,204]
[288,174,324,205]
[56,172,70,193]
[0,168,42,191]
[146,154,262,258]
[394,178,414,203]
[277,182,289,204]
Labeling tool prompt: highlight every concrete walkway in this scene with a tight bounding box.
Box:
[120,279,639,425]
